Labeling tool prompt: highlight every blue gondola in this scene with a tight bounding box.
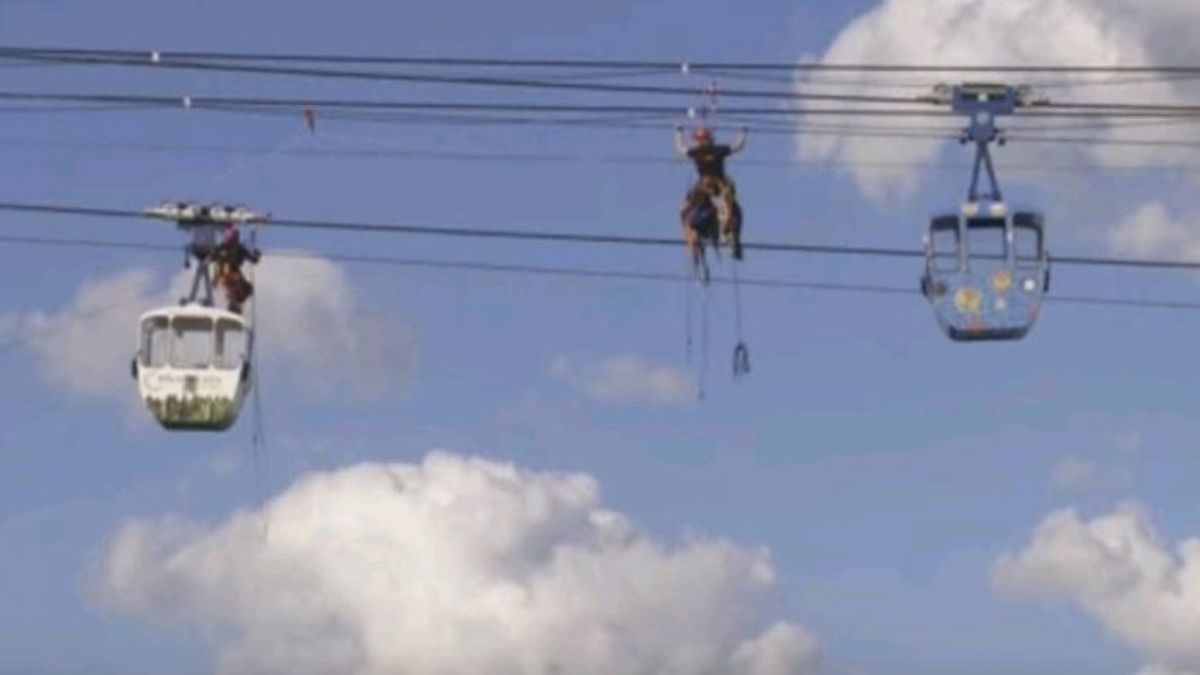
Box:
[920,83,1051,341]
[921,202,1048,341]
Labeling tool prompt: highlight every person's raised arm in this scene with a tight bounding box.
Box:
[674,126,690,158]
[243,243,261,264]
[730,127,749,154]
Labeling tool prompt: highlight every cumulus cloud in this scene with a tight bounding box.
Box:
[251,254,415,398]
[1109,202,1200,260]
[1137,666,1200,675]
[4,253,413,403]
[549,355,694,406]
[804,0,1200,199]
[11,268,159,398]
[96,452,820,675]
[993,503,1200,673]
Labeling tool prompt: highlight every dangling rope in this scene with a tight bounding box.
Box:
[251,345,270,536]
[682,257,709,400]
[695,246,711,285]
[699,276,710,401]
[693,76,751,381]
[675,77,722,400]
[684,257,694,365]
[202,111,319,195]
[732,262,751,379]
[680,129,702,368]
[703,79,719,121]
[247,223,271,537]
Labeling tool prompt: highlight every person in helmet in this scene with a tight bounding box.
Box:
[675,124,748,192]
[212,225,261,314]
[675,125,748,259]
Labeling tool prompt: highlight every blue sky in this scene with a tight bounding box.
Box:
[3,1,1200,674]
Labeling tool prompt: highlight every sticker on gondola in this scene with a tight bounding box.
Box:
[954,287,983,314]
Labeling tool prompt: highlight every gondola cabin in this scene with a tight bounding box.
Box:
[921,202,1049,341]
[131,305,252,431]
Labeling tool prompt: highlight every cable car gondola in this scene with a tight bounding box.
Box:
[922,202,1049,341]
[920,83,1051,342]
[131,202,266,431]
[133,305,252,431]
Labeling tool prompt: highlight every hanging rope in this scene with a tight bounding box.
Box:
[684,257,694,365]
[699,276,710,401]
[732,261,751,379]
[690,237,711,400]
[247,223,271,537]
[682,256,708,400]
[679,118,700,367]
[697,76,751,380]
[675,78,723,400]
[695,247,711,285]
[704,79,720,119]
[251,364,269,536]
[202,129,308,193]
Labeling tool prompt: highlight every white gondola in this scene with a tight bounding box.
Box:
[131,201,267,432]
[132,305,253,431]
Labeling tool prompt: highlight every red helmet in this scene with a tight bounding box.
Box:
[223,225,239,244]
[693,126,713,143]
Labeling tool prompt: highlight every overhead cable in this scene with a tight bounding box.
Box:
[5,46,1200,75]
[1,199,1199,272]
[3,51,1200,115]
[1,232,1198,313]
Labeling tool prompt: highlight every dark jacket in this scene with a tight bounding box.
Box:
[674,128,748,180]
[212,241,260,270]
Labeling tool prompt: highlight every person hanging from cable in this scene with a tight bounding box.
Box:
[680,180,720,269]
[675,124,748,260]
[212,225,261,315]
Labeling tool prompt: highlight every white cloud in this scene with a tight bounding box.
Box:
[550,355,695,406]
[1137,665,1200,675]
[5,253,413,403]
[252,254,416,399]
[805,0,1200,199]
[993,503,1200,673]
[96,451,820,675]
[17,268,159,399]
[731,623,822,675]
[1051,455,1132,496]
[1109,202,1200,260]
